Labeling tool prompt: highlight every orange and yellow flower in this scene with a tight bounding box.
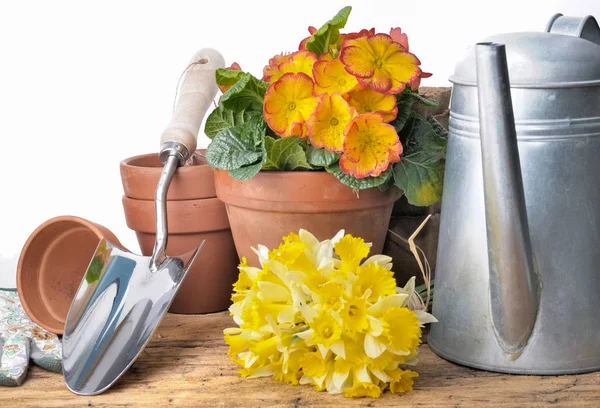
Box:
[328,28,375,57]
[340,33,421,94]
[346,84,398,122]
[306,93,356,152]
[262,53,292,82]
[265,50,317,83]
[263,72,319,138]
[313,57,358,95]
[339,113,402,178]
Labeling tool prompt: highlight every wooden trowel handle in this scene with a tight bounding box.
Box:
[160,48,225,158]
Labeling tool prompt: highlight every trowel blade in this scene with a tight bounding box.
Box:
[62,238,202,395]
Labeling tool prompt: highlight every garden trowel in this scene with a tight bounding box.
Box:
[62,48,225,395]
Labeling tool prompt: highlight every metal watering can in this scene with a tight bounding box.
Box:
[428,14,600,374]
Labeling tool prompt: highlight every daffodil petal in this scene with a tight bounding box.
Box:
[364,333,387,358]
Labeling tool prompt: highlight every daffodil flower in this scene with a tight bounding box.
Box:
[224,229,435,398]
[339,113,402,178]
[263,72,319,137]
[340,33,421,94]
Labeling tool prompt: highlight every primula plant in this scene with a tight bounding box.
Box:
[224,229,436,398]
[205,6,447,206]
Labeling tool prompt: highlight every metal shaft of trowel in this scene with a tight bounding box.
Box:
[150,142,189,271]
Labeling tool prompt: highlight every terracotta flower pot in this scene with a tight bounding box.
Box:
[17,216,122,334]
[120,150,215,200]
[120,152,239,314]
[214,170,402,267]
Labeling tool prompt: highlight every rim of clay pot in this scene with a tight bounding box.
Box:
[120,149,216,201]
[122,196,230,234]
[17,216,122,334]
[214,169,402,213]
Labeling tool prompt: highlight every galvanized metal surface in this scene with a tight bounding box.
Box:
[429,15,600,374]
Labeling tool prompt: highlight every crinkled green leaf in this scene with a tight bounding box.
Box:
[306,6,352,55]
[326,163,393,190]
[306,145,340,167]
[215,68,246,88]
[204,104,261,139]
[391,91,418,133]
[220,72,269,111]
[229,162,263,180]
[427,116,449,140]
[392,117,447,206]
[411,92,440,108]
[205,117,266,170]
[393,158,444,206]
[262,136,312,171]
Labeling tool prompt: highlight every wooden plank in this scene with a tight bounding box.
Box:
[3,312,599,407]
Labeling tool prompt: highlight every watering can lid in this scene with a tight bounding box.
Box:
[450,15,600,88]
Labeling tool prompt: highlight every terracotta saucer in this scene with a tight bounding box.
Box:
[16,216,122,334]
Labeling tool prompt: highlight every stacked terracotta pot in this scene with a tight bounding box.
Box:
[120,150,239,314]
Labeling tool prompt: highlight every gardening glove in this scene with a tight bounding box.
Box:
[0,289,62,386]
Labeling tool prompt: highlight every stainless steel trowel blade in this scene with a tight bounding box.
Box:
[62,238,203,395]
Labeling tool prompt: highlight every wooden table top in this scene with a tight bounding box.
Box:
[4,312,599,407]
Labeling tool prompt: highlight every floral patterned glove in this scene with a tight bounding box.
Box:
[0,290,62,386]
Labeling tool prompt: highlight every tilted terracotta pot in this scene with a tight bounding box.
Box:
[120,152,239,314]
[17,216,122,334]
[214,170,402,267]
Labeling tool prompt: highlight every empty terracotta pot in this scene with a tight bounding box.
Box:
[121,196,239,313]
[120,150,215,200]
[214,170,402,267]
[17,216,122,334]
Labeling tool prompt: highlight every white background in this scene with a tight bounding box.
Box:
[1,0,598,286]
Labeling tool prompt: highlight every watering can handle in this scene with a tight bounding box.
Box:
[160,48,225,163]
[545,14,600,46]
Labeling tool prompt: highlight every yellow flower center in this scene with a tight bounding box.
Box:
[330,117,339,126]
[348,305,359,317]
[323,326,334,338]
[338,78,347,85]
[288,102,297,111]
[375,59,384,69]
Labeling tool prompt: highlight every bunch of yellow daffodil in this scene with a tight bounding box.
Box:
[224,229,436,398]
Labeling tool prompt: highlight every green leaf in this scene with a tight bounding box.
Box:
[392,117,447,206]
[412,92,440,108]
[326,163,393,190]
[391,91,418,133]
[305,6,352,55]
[306,145,341,167]
[427,116,449,140]
[85,256,104,284]
[220,73,269,111]
[262,136,312,171]
[215,68,245,88]
[204,104,260,139]
[229,162,263,180]
[205,117,266,171]
[393,156,444,206]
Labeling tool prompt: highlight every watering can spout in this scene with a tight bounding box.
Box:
[475,43,540,354]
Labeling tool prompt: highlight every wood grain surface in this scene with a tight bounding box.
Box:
[3,312,599,407]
